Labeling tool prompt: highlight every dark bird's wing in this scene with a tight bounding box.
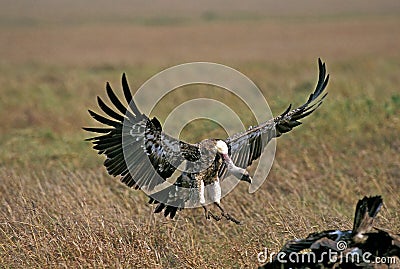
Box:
[83,74,200,216]
[352,195,383,235]
[221,58,329,177]
[259,231,341,269]
[278,229,352,253]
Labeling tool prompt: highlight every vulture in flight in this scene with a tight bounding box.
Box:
[84,59,329,224]
[259,195,400,268]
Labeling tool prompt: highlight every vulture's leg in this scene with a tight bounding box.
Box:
[210,177,241,224]
[202,205,221,221]
[199,180,221,221]
[214,202,241,225]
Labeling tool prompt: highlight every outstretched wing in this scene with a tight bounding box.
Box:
[83,74,200,193]
[221,58,329,176]
[279,229,352,253]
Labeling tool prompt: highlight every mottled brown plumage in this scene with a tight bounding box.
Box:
[195,140,220,184]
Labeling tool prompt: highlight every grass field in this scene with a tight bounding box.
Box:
[1,1,400,268]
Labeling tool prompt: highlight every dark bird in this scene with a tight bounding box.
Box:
[259,196,400,268]
[84,59,329,224]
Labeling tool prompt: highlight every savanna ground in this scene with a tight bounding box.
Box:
[0,1,400,268]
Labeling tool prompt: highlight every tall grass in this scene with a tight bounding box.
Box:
[1,54,399,267]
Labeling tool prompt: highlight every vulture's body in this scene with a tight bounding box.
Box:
[84,59,329,223]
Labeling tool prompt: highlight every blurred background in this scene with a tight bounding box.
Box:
[1,0,400,65]
[0,1,399,268]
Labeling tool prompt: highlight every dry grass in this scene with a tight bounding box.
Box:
[1,2,400,268]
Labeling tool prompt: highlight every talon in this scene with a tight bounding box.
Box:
[203,205,221,221]
[207,211,221,221]
[210,212,221,221]
[222,212,241,224]
[214,202,241,224]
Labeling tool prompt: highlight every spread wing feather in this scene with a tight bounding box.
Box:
[148,173,199,219]
[83,74,200,193]
[221,58,329,176]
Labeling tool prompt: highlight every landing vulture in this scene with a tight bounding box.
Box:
[84,59,329,224]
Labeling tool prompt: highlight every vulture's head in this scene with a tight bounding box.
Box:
[216,140,252,184]
[215,140,229,155]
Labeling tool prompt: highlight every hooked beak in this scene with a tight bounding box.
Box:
[241,173,252,184]
[221,153,252,184]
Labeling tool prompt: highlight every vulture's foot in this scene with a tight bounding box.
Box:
[215,202,241,225]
